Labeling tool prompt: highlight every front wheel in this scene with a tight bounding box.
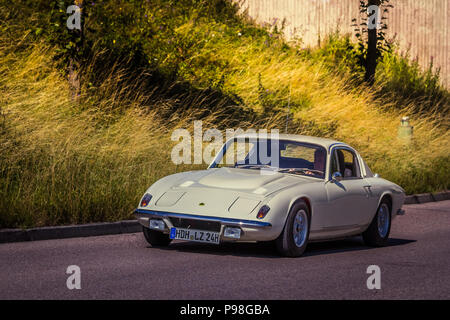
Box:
[142,226,172,247]
[275,201,311,257]
[362,198,391,247]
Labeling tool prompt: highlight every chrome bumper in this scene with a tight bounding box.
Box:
[134,208,272,229]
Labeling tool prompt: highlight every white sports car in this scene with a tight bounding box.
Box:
[135,134,405,257]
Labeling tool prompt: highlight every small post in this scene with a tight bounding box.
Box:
[398,116,413,142]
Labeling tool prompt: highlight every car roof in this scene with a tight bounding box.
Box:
[231,133,348,149]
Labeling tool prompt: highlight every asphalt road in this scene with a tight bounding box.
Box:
[1,201,449,300]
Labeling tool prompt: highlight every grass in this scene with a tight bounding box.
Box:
[0,40,283,228]
[0,43,172,227]
[0,0,449,228]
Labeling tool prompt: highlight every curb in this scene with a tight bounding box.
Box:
[0,220,140,244]
[404,190,450,204]
[1,191,449,244]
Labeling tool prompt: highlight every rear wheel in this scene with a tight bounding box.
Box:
[362,198,391,247]
[275,201,310,257]
[142,226,172,247]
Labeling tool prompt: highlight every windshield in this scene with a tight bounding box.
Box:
[215,138,326,179]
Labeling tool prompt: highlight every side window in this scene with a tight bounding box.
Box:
[363,159,374,177]
[333,148,361,179]
[330,150,339,175]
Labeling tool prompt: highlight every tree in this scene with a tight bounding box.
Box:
[365,0,381,84]
[352,0,393,85]
[67,0,85,100]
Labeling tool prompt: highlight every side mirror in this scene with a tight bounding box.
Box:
[332,171,343,182]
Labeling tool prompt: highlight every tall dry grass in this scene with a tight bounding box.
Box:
[0,39,285,228]
[0,44,164,227]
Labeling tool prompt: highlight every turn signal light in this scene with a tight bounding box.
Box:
[256,205,270,219]
[140,193,152,207]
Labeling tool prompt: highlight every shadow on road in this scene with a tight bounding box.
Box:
[146,237,416,258]
[304,237,416,257]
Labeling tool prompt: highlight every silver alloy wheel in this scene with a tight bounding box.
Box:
[377,203,390,238]
[293,209,308,247]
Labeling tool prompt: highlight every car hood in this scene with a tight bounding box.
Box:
[144,168,317,218]
[171,167,315,196]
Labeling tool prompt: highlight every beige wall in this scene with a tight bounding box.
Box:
[237,0,449,86]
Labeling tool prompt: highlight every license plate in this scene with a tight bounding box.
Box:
[169,227,220,244]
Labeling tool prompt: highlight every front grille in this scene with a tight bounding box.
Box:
[169,217,221,232]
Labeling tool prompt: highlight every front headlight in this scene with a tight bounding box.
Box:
[140,193,152,207]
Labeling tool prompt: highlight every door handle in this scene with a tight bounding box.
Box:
[363,185,372,197]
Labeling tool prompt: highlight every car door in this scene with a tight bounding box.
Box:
[324,147,371,229]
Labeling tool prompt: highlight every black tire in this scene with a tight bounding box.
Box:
[362,198,391,247]
[275,200,311,257]
[142,226,172,247]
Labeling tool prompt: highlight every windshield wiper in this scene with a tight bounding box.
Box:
[277,168,323,176]
[234,164,277,170]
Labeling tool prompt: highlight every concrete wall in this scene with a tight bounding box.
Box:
[237,0,449,86]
